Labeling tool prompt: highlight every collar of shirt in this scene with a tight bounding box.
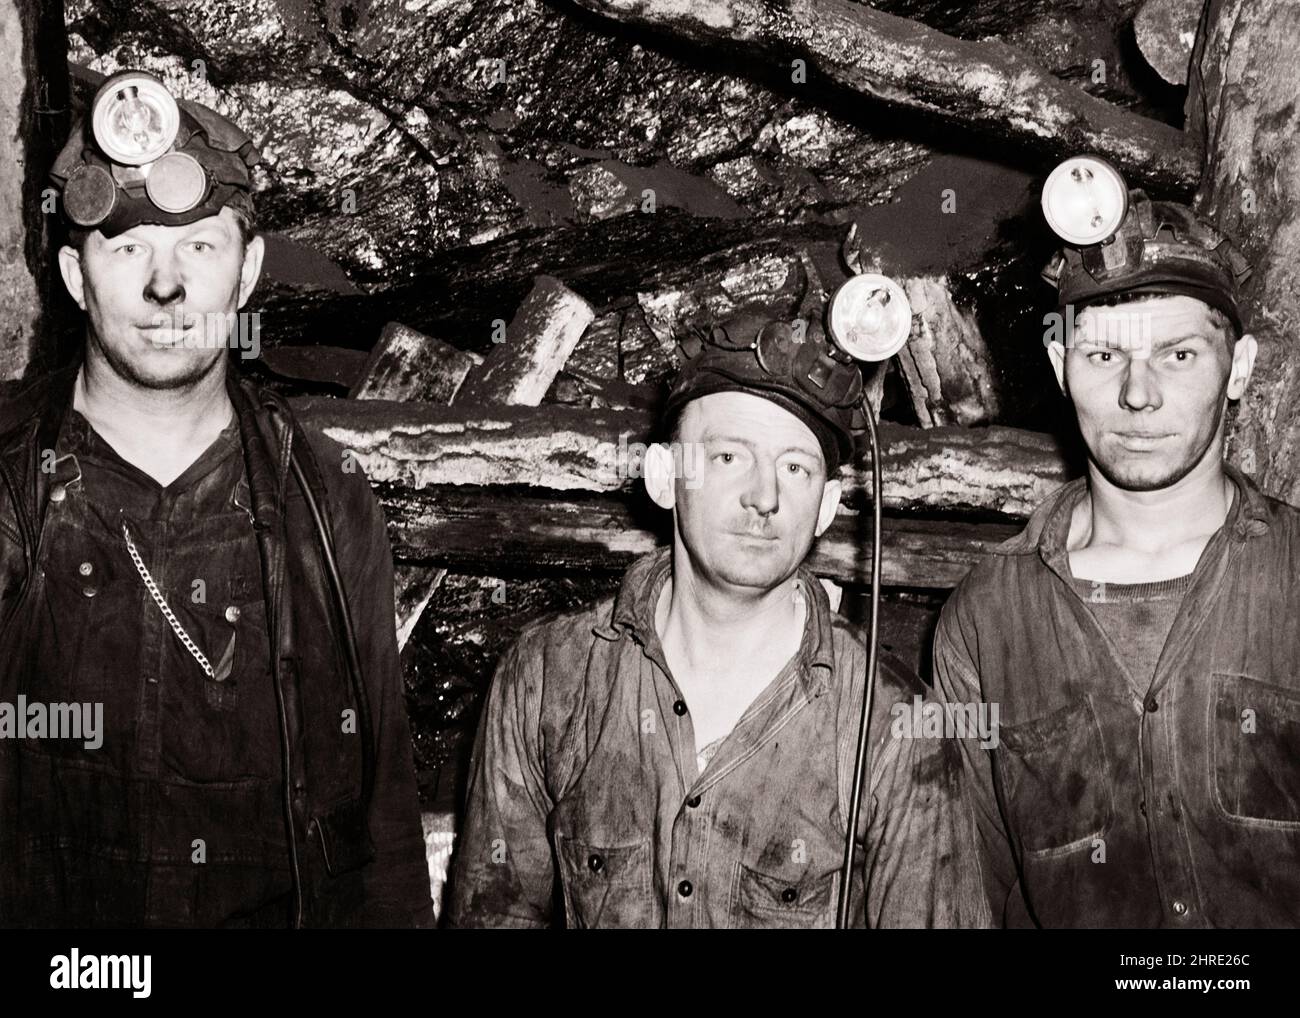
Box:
[593,546,835,700]
[1003,459,1273,587]
[57,404,243,518]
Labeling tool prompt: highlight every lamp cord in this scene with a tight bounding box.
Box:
[836,396,882,929]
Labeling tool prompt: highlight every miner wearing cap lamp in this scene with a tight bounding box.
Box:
[934,155,1300,927]
[0,71,431,927]
[447,305,988,928]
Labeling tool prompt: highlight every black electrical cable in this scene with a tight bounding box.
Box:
[835,393,882,929]
[291,453,376,813]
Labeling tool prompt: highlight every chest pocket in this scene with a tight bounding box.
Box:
[29,511,133,701]
[994,696,1114,856]
[730,862,837,928]
[554,834,653,928]
[1211,673,1300,828]
[177,561,269,713]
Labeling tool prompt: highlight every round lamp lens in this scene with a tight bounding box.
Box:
[92,73,180,166]
[1041,156,1128,246]
[828,273,913,363]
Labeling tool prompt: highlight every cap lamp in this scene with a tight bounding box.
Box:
[92,72,180,167]
[827,273,913,362]
[1041,156,1128,247]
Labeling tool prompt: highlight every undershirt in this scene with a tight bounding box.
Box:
[1069,572,1194,688]
[666,579,809,775]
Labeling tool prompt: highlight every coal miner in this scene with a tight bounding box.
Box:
[935,155,1300,927]
[448,307,987,928]
[0,70,431,927]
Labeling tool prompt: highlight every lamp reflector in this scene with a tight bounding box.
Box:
[1041,156,1128,247]
[828,273,913,362]
[92,73,180,167]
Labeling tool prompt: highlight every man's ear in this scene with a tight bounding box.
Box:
[814,477,842,538]
[644,442,677,511]
[237,234,265,309]
[1047,339,1067,394]
[1226,333,1258,400]
[57,245,86,310]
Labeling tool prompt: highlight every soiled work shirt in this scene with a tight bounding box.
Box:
[936,463,1300,928]
[12,406,290,925]
[448,548,988,928]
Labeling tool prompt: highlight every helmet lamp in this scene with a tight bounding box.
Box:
[827,273,913,362]
[1041,156,1128,247]
[91,72,181,167]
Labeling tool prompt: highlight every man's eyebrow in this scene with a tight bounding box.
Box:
[1150,332,1212,348]
[1074,331,1211,348]
[700,432,752,446]
[700,432,818,457]
[109,222,225,244]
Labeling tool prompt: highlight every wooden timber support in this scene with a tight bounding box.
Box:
[292,396,1076,588]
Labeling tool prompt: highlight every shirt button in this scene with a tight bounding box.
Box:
[1138,799,1147,817]
[587,853,604,873]
[781,887,798,903]
[78,561,93,576]
[686,795,701,808]
[677,880,692,898]
[225,605,241,623]
[1144,696,1159,713]
[1172,900,1188,916]
[81,586,96,598]
[673,700,687,716]
[50,484,66,503]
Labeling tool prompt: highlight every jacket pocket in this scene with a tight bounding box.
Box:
[310,797,376,877]
[554,833,652,928]
[31,525,128,700]
[1210,673,1300,828]
[994,696,1114,856]
[730,863,837,929]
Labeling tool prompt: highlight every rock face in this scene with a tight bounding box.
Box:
[1,0,68,382]
[54,0,1188,830]
[62,0,1178,419]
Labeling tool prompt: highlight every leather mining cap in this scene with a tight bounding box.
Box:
[1042,192,1253,335]
[663,308,867,474]
[50,71,260,239]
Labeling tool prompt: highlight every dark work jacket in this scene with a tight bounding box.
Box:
[448,547,990,928]
[935,462,1300,928]
[0,362,432,928]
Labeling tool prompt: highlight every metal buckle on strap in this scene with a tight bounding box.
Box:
[47,452,82,503]
[231,476,255,525]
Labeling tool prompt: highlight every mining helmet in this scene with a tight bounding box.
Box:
[50,70,260,238]
[1040,155,1252,334]
[663,307,870,474]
